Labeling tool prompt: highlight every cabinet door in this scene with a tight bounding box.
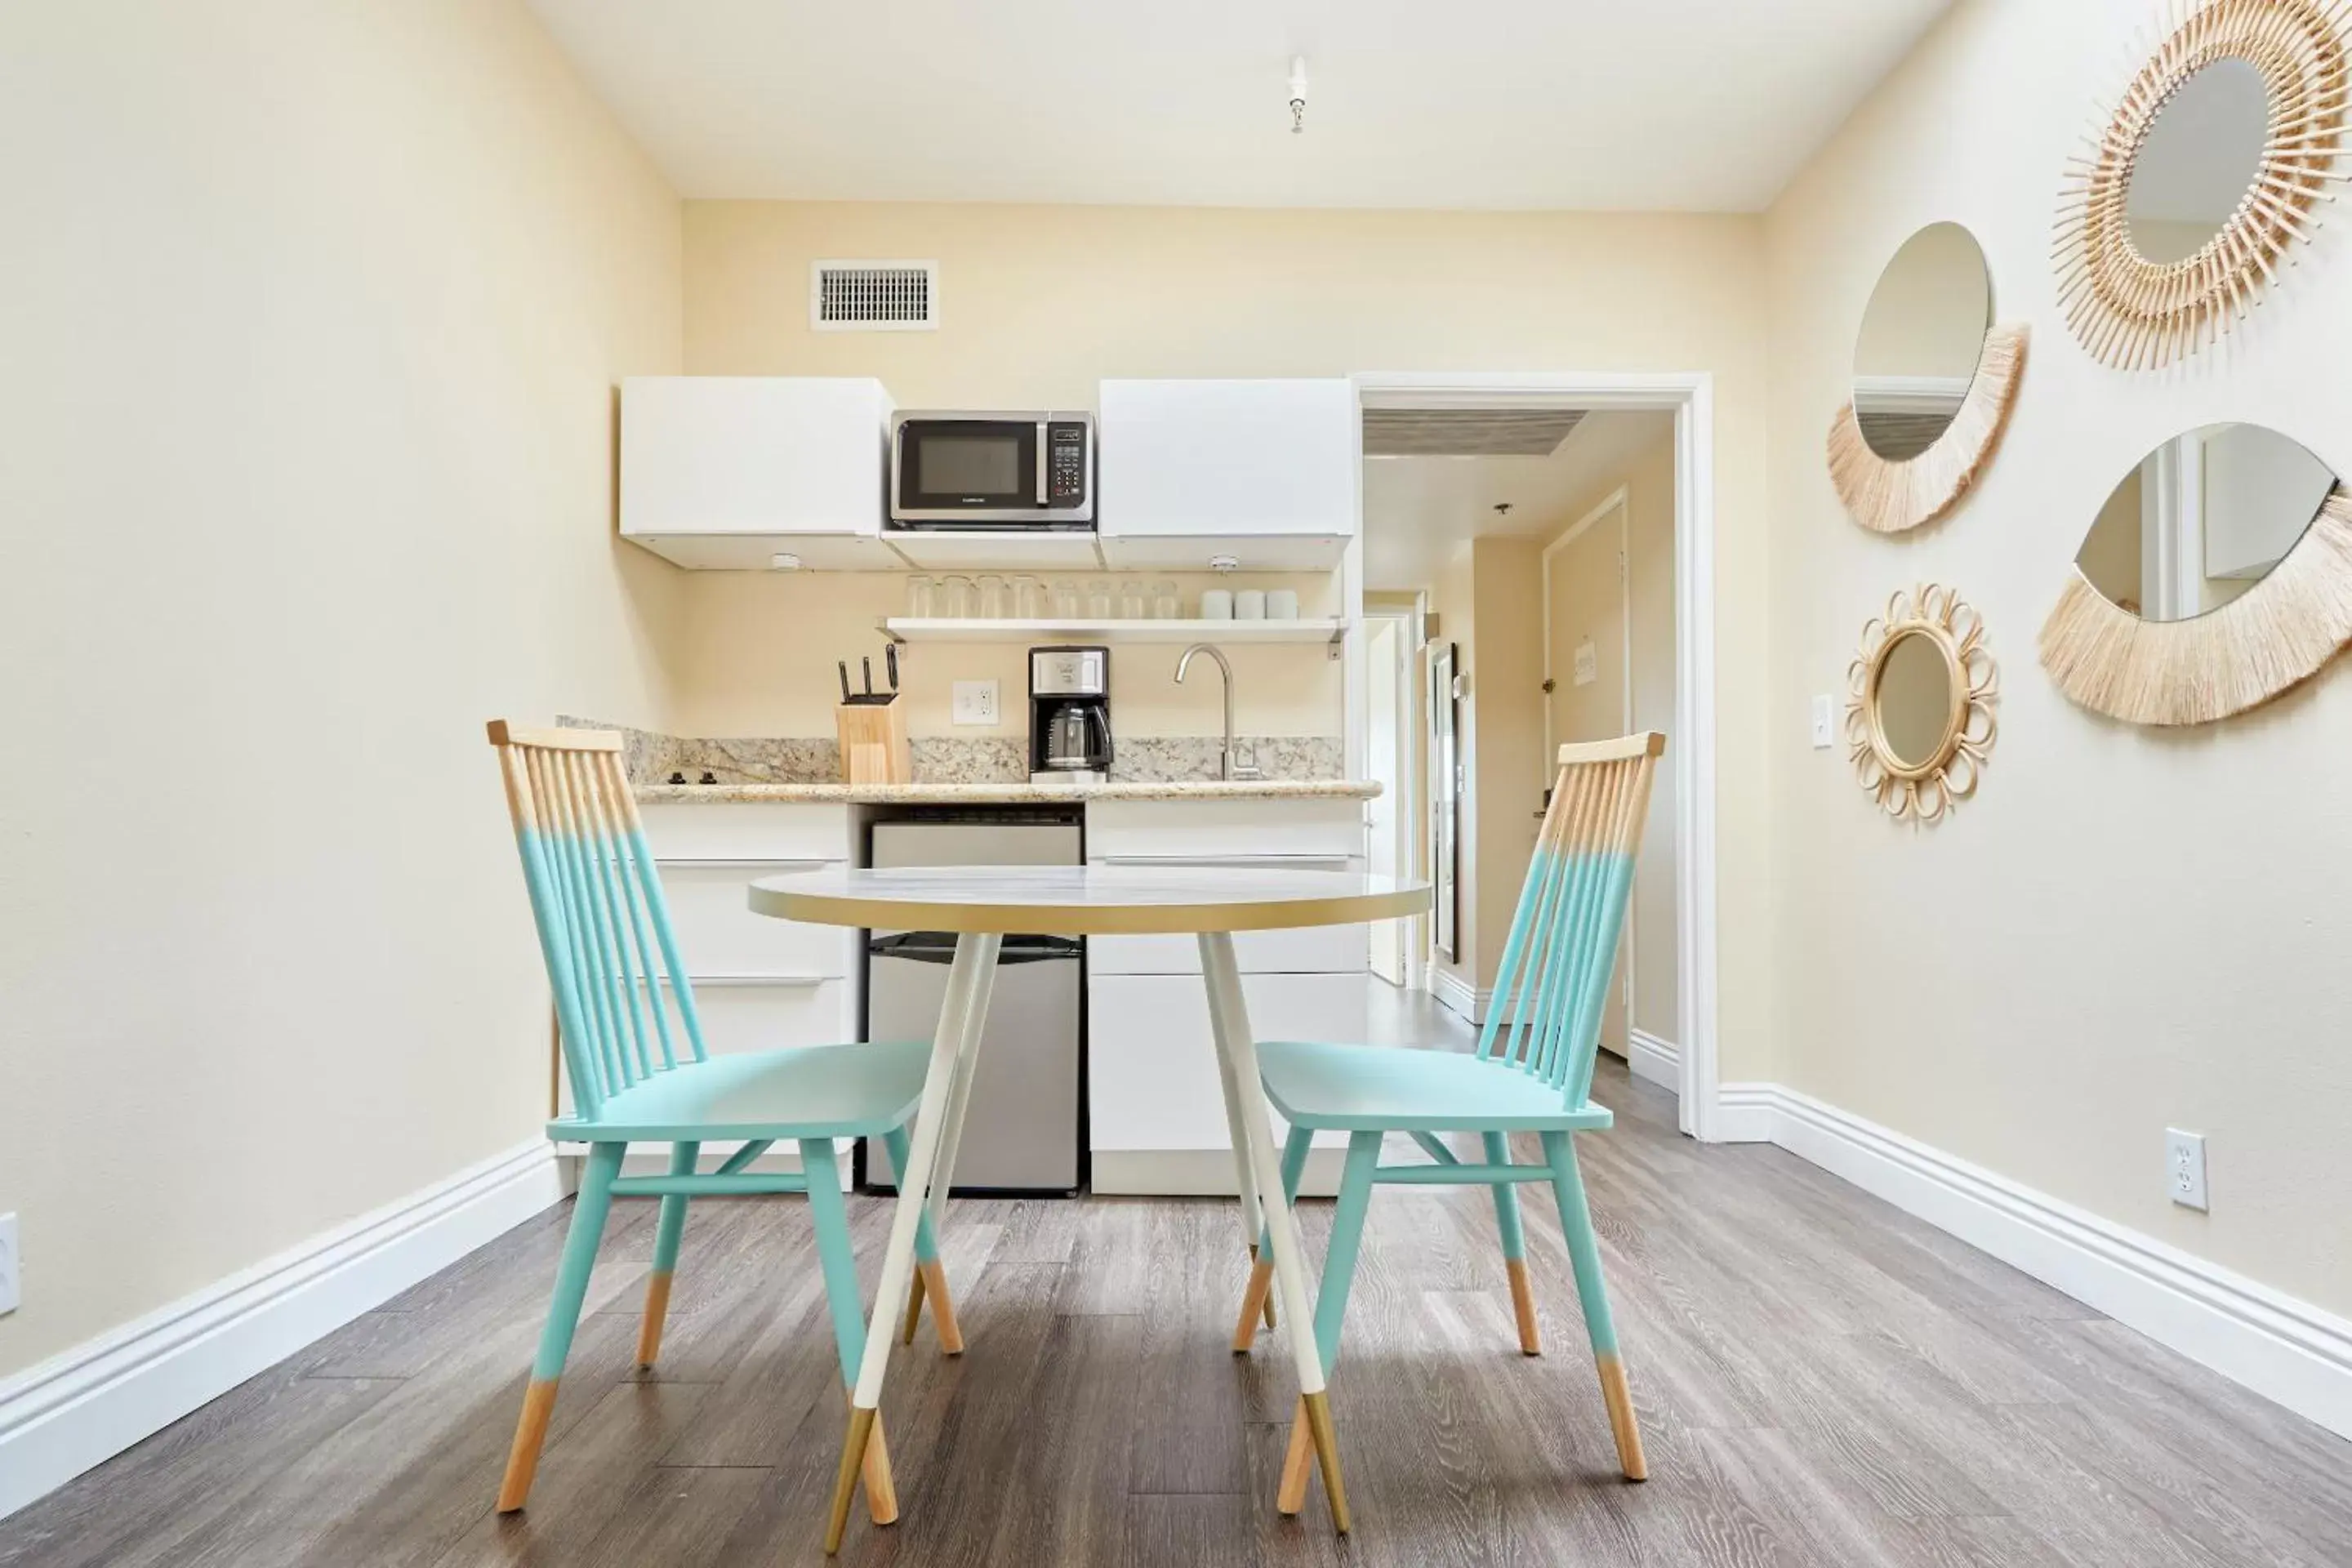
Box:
[1098,379,1356,540]
[1088,972,1371,1154]
[621,376,889,539]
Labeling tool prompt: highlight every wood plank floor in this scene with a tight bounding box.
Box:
[5,998,2348,1566]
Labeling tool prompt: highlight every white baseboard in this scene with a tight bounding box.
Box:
[1742,1083,2352,1444]
[1713,1080,1780,1143]
[1626,1030,1680,1093]
[1429,968,1490,1025]
[1091,1147,1352,1199]
[0,1140,562,1522]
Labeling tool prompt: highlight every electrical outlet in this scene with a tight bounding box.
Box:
[2167,1129,2208,1212]
[1811,693,1835,749]
[951,679,1000,727]
[0,1213,18,1316]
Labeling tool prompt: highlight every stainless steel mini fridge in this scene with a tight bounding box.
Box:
[862,816,1084,1194]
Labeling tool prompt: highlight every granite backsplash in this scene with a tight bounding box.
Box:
[561,719,1343,787]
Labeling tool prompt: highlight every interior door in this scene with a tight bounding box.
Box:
[1365,617,1404,984]
[1544,501,1633,1059]
[1429,642,1459,962]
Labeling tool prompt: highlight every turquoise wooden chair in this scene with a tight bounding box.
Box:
[483,721,959,1526]
[1234,732,1664,1512]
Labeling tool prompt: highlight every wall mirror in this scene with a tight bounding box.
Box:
[1827,223,2027,534]
[1846,584,1997,823]
[2057,0,2352,369]
[2042,423,2352,724]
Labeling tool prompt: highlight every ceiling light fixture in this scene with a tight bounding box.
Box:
[1288,56,1309,135]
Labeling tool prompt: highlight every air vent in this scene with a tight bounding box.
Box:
[1362,408,1586,457]
[810,261,938,331]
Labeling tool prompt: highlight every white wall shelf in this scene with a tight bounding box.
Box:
[880,617,1348,655]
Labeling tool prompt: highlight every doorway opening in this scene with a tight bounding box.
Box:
[1351,374,1719,1139]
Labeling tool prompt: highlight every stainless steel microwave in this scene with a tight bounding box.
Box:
[889,411,1094,528]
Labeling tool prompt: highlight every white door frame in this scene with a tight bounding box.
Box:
[1361,595,1426,991]
[1539,483,1637,1036]
[1350,372,1722,1142]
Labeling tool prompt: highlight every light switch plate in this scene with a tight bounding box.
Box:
[2167,1129,2208,1211]
[0,1213,18,1316]
[1811,693,1835,750]
[951,679,1000,727]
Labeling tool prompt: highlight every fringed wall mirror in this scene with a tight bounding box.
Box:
[1846,585,1998,822]
[1828,223,2028,533]
[2041,423,2352,724]
[2056,0,2352,370]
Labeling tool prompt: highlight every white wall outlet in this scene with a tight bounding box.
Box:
[951,679,1000,727]
[0,1213,19,1316]
[1810,693,1835,750]
[2167,1129,2209,1211]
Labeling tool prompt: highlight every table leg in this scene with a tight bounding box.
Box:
[823,930,1001,1555]
[905,938,1001,1352]
[1198,932,1351,1534]
[1207,993,1272,1324]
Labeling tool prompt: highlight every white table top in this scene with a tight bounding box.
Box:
[748,865,1430,935]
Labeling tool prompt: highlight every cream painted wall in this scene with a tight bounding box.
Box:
[0,1,684,1375]
[1765,0,2352,1314]
[684,201,1776,1070]
[1470,537,1548,997]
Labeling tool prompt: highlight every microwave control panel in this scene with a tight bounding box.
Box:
[1046,421,1090,506]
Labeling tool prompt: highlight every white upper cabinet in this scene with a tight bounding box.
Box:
[621,376,900,569]
[1097,378,1356,570]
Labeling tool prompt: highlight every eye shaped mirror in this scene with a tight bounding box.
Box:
[2074,424,2339,622]
[2125,57,2271,265]
[1874,631,1959,769]
[1852,222,1993,461]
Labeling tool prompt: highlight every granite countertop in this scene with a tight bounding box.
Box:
[635,778,1380,805]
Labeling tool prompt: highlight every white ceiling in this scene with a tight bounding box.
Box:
[1362,410,1676,590]
[528,0,1954,211]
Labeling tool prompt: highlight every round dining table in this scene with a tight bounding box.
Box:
[749,862,1430,1552]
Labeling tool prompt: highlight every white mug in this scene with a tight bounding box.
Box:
[1266,589,1299,620]
[1200,589,1233,620]
[1235,589,1266,620]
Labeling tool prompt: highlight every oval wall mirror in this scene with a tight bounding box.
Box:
[1827,224,2026,535]
[2124,56,2270,264]
[1846,584,1998,823]
[2057,0,2352,370]
[2042,424,2352,724]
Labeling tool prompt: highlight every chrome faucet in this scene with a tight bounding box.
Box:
[1175,643,1262,782]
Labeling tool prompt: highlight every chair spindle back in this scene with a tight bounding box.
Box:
[1474,732,1665,1107]
[488,721,706,1120]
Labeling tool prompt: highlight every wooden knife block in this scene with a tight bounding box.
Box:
[835,700,911,785]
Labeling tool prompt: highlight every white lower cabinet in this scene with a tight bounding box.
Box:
[682,978,854,1058]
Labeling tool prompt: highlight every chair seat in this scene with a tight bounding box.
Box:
[548,1040,931,1143]
[1257,1040,1615,1132]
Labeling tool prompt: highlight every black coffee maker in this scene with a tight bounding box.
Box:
[1029,645,1111,783]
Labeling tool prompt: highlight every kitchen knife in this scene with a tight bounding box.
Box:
[839,661,853,705]
[885,644,900,697]
[862,657,875,700]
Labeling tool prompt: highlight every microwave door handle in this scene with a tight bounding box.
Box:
[1034,419,1049,506]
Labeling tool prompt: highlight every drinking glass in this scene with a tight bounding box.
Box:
[1012,575,1046,618]
[977,573,1009,619]
[1152,581,1180,618]
[1051,578,1082,617]
[1118,581,1148,620]
[1086,579,1115,618]
[905,574,937,618]
[938,575,976,618]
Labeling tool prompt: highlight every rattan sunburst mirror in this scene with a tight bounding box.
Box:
[1828,224,2028,534]
[1846,585,1998,822]
[2056,0,2352,370]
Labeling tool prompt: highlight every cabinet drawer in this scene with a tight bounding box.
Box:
[684,977,855,1058]
[1090,921,1365,977]
[639,801,851,865]
[1085,798,1363,861]
[662,864,853,979]
[1088,972,1371,1153]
